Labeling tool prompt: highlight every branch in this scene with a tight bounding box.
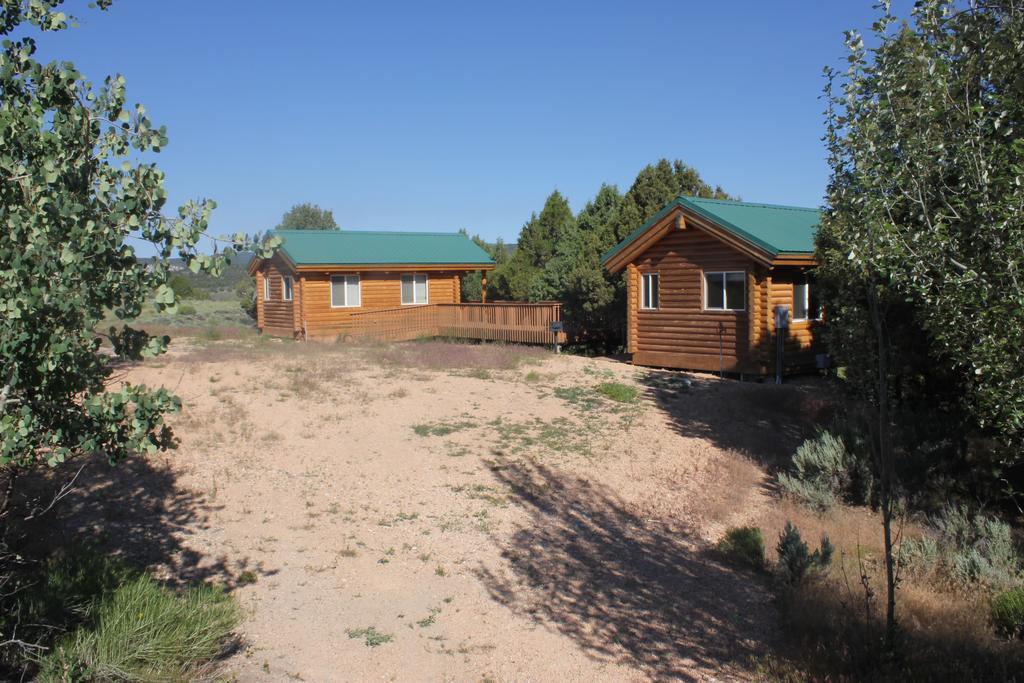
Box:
[23,461,89,521]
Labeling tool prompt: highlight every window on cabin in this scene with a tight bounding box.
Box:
[330,274,361,307]
[401,273,428,304]
[263,276,271,301]
[792,273,821,321]
[704,271,746,311]
[282,276,293,302]
[640,273,659,310]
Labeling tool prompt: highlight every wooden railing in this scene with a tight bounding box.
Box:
[339,302,564,345]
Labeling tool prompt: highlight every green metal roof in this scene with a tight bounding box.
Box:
[269,229,495,266]
[601,196,820,265]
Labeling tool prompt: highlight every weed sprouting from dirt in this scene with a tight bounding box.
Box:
[412,420,477,437]
[345,626,393,647]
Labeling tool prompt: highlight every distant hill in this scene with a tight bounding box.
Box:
[141,253,253,297]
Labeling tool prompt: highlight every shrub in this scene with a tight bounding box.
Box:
[37,575,240,681]
[991,588,1024,639]
[930,505,1021,589]
[777,521,833,585]
[778,430,866,511]
[177,303,197,316]
[717,526,765,570]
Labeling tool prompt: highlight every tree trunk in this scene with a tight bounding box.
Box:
[869,290,898,648]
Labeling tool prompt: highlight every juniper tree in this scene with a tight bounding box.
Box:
[276,202,338,230]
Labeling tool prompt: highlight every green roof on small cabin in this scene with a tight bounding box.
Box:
[269,229,495,266]
[601,196,821,265]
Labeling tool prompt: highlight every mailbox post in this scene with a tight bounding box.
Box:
[774,305,790,385]
[549,320,563,354]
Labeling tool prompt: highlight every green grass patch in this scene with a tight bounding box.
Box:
[412,419,477,437]
[37,574,240,681]
[595,381,639,403]
[345,626,394,648]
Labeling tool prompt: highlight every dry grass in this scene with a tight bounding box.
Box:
[751,499,1024,680]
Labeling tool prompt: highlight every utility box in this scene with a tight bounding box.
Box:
[775,305,790,330]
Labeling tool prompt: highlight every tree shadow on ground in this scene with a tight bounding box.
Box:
[16,455,273,590]
[637,370,838,470]
[478,460,773,681]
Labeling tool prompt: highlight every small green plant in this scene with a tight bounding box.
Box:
[717,526,765,570]
[524,371,540,382]
[177,302,197,316]
[38,575,240,680]
[991,587,1024,639]
[345,626,393,648]
[596,381,638,403]
[412,420,476,437]
[435,564,447,577]
[237,570,258,586]
[776,521,833,585]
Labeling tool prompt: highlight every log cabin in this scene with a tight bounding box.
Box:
[247,229,495,339]
[601,196,823,375]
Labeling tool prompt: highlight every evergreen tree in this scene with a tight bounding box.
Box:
[276,203,338,230]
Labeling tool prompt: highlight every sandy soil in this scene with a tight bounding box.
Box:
[52,339,829,682]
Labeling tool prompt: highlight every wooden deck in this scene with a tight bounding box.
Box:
[333,302,564,345]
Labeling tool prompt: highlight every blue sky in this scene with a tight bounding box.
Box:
[42,1,910,244]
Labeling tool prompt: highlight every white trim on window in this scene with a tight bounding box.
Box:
[282,275,294,302]
[640,272,660,310]
[330,274,361,308]
[401,273,429,305]
[263,276,271,301]
[703,270,746,311]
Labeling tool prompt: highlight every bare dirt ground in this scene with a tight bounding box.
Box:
[49,339,831,682]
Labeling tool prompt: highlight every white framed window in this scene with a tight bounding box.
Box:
[792,274,822,321]
[401,273,428,305]
[330,274,361,308]
[704,271,746,311]
[640,273,659,310]
[263,276,271,301]
[282,276,294,302]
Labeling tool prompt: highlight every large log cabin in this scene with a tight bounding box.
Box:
[602,196,823,375]
[247,230,495,339]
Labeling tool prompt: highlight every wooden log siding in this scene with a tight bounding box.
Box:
[766,268,821,371]
[631,226,759,373]
[258,255,296,337]
[299,271,464,338]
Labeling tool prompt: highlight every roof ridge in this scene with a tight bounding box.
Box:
[681,195,821,213]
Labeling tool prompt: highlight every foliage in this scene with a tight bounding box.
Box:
[0,1,273,671]
[276,202,338,230]
[236,277,256,320]
[37,574,240,681]
[458,230,508,302]
[991,587,1024,639]
[0,0,277,472]
[778,430,872,511]
[818,0,1024,639]
[930,505,1021,589]
[777,522,833,585]
[716,526,765,571]
[167,274,209,301]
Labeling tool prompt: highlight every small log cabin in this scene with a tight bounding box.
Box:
[602,196,823,375]
[247,230,495,339]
